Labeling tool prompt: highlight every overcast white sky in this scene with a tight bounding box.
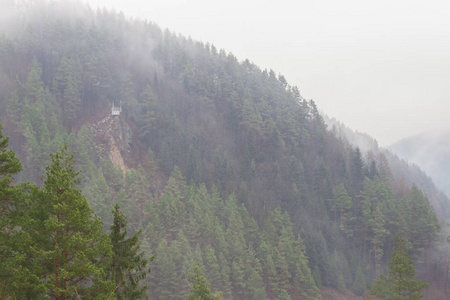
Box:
[85,0,450,146]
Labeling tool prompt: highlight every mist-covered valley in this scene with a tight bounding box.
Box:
[0,1,449,299]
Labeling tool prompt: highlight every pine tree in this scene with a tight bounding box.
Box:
[352,264,366,296]
[218,253,232,299]
[370,205,389,275]
[0,123,24,297]
[186,263,222,300]
[292,259,321,300]
[0,122,22,218]
[139,84,156,139]
[359,177,376,261]
[332,183,354,237]
[407,186,439,261]
[24,144,114,299]
[204,245,222,292]
[108,204,152,300]
[151,238,178,299]
[231,258,246,297]
[63,74,81,128]
[350,147,365,190]
[368,237,428,300]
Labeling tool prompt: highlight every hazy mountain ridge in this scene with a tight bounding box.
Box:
[325,116,450,219]
[0,1,446,298]
[390,129,450,197]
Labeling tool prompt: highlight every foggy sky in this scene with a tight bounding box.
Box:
[85,0,450,146]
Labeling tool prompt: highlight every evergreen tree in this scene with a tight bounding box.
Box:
[368,237,428,300]
[350,147,365,190]
[108,204,152,300]
[139,84,157,139]
[218,253,232,299]
[407,186,439,261]
[332,183,353,237]
[370,206,389,275]
[0,123,24,297]
[352,264,366,296]
[359,177,376,261]
[204,245,222,292]
[292,259,321,300]
[186,263,223,300]
[0,122,22,218]
[24,145,114,299]
[62,74,81,128]
[151,238,178,299]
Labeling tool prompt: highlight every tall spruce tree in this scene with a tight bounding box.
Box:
[0,123,24,297]
[368,237,428,300]
[25,144,114,299]
[108,204,152,300]
[332,183,353,237]
[186,263,222,300]
[0,122,22,230]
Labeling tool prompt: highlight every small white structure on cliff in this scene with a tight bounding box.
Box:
[112,103,121,116]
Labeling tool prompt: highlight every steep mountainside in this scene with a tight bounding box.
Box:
[0,1,446,299]
[390,130,450,197]
[325,116,450,220]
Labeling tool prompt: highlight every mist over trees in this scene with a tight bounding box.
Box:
[390,130,450,198]
[0,1,446,299]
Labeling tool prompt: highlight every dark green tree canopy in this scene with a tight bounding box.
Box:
[108,204,152,300]
[368,237,428,300]
[0,2,446,298]
[23,145,114,299]
[186,263,222,300]
[0,123,24,297]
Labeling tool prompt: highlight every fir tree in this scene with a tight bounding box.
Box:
[332,183,353,237]
[0,123,24,297]
[24,145,114,299]
[186,263,222,300]
[370,205,389,275]
[368,237,428,300]
[352,264,366,296]
[139,84,156,139]
[108,204,152,300]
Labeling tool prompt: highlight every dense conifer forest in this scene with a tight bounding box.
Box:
[0,1,447,299]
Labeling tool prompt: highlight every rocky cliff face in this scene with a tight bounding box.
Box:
[90,109,134,175]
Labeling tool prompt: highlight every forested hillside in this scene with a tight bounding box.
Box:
[0,1,446,299]
[390,129,450,198]
[325,116,450,221]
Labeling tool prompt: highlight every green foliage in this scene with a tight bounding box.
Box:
[370,206,389,275]
[368,237,428,299]
[0,123,24,297]
[337,274,346,293]
[0,2,444,299]
[22,145,114,298]
[186,263,223,300]
[332,183,354,237]
[108,204,152,300]
[139,84,157,139]
[353,264,366,296]
[0,122,22,187]
[407,186,440,261]
[312,265,322,289]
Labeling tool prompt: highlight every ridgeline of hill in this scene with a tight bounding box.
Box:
[0,1,447,299]
[390,129,450,198]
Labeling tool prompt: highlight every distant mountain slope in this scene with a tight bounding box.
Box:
[390,130,450,197]
[0,1,445,298]
[325,116,450,219]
